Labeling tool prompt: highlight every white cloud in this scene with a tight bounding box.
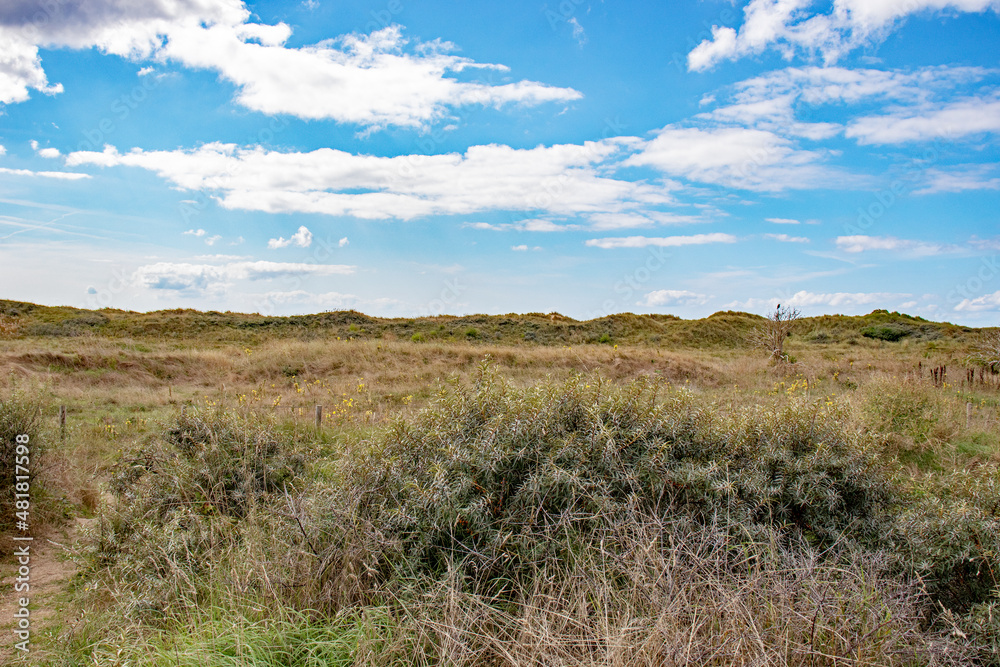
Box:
[0,5,579,130]
[161,25,581,129]
[915,165,1000,194]
[268,225,313,249]
[0,166,89,180]
[697,65,994,142]
[764,233,809,243]
[0,145,5,155]
[67,139,667,220]
[846,94,1000,144]
[625,126,852,191]
[0,0,244,105]
[338,237,349,247]
[133,259,355,293]
[204,234,222,246]
[639,289,711,307]
[587,211,705,230]
[687,0,1000,71]
[585,233,738,249]
[729,289,912,311]
[766,217,800,224]
[568,17,587,46]
[955,290,1000,312]
[511,244,542,251]
[835,235,957,256]
[183,228,206,236]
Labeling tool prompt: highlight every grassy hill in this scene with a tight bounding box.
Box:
[0,298,979,348]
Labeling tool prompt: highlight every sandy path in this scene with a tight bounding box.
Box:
[0,517,94,663]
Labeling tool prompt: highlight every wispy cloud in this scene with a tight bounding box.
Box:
[585,233,737,249]
[835,235,960,256]
[729,290,913,312]
[133,259,355,293]
[0,167,89,180]
[764,233,809,243]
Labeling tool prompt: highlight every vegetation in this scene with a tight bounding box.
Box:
[750,304,801,361]
[0,300,998,665]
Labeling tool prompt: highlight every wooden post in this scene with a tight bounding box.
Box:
[59,405,66,441]
[315,405,323,430]
[967,402,972,430]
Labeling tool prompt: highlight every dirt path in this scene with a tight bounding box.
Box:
[0,517,94,663]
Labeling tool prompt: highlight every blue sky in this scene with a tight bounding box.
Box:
[1,0,999,323]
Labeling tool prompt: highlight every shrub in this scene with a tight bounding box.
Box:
[335,363,897,591]
[861,324,913,341]
[95,408,306,615]
[410,332,424,342]
[0,386,45,536]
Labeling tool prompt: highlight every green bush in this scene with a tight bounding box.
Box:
[337,363,896,589]
[96,408,306,615]
[861,324,913,341]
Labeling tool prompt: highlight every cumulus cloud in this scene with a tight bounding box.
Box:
[766,217,800,224]
[338,237,348,247]
[29,139,60,158]
[584,233,737,249]
[954,290,1000,312]
[638,289,711,307]
[0,3,579,129]
[183,228,206,236]
[687,0,1000,71]
[268,225,313,249]
[66,139,668,220]
[0,0,245,104]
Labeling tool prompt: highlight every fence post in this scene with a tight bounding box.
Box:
[59,405,66,442]
[315,405,323,430]
[967,402,972,430]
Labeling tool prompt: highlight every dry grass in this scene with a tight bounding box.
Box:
[1,315,998,666]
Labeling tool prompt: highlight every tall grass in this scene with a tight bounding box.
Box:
[66,362,997,666]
